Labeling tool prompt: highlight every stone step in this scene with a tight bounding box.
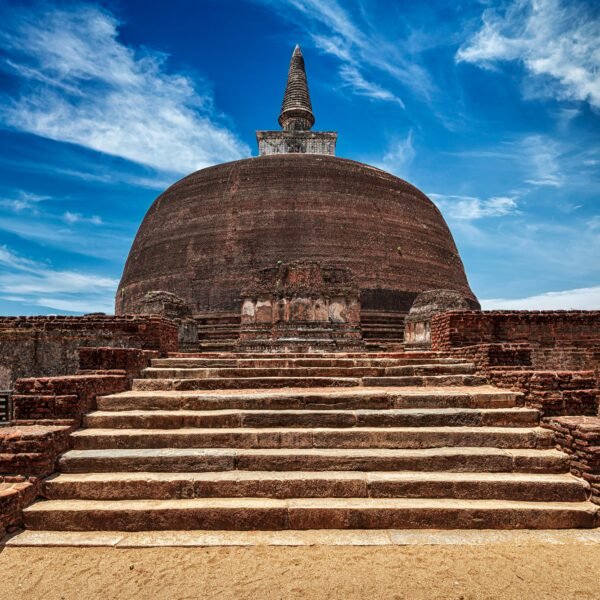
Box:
[142,364,476,379]
[84,407,539,429]
[58,447,568,474]
[167,352,447,359]
[132,375,487,391]
[70,427,553,451]
[24,497,598,531]
[43,471,589,502]
[97,387,520,412]
[151,357,465,368]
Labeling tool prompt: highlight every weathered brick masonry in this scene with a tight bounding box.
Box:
[431,311,600,358]
[545,416,600,505]
[0,347,160,536]
[0,315,178,389]
[430,312,600,418]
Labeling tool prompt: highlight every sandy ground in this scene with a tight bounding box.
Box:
[1,541,600,600]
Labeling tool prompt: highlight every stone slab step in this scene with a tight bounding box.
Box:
[97,387,520,412]
[24,498,598,531]
[142,364,476,379]
[85,407,539,429]
[132,377,362,391]
[132,375,487,391]
[70,427,553,451]
[58,447,569,474]
[167,352,447,359]
[43,471,590,502]
[151,357,466,368]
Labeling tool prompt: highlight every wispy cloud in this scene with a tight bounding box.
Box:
[457,0,600,109]
[0,245,117,313]
[255,0,432,105]
[374,130,415,176]
[339,65,405,107]
[430,194,519,220]
[482,285,600,310]
[0,3,250,175]
[62,211,103,226]
[0,191,49,213]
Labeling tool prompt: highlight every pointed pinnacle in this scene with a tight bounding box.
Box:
[279,45,315,131]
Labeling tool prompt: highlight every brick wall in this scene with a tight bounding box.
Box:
[78,347,158,383]
[431,311,600,354]
[433,313,600,418]
[0,315,178,389]
[11,373,128,425]
[1,481,37,538]
[545,416,600,505]
[487,370,599,417]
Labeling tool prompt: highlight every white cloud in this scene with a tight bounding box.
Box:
[430,194,519,220]
[0,3,250,175]
[375,131,415,176]
[457,0,600,109]
[0,245,117,314]
[520,135,564,187]
[256,0,431,105]
[0,191,49,213]
[63,211,103,225]
[482,285,600,310]
[339,65,405,107]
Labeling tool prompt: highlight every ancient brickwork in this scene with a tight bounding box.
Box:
[0,315,178,389]
[486,370,598,417]
[545,416,600,505]
[78,347,159,383]
[0,425,71,477]
[117,155,476,317]
[431,311,600,354]
[431,313,600,418]
[0,481,36,538]
[12,374,128,425]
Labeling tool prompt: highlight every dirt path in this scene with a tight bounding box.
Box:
[1,541,600,600]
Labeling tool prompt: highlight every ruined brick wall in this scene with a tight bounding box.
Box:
[431,311,600,351]
[0,425,71,477]
[11,373,128,425]
[545,416,600,505]
[0,425,71,537]
[0,315,177,389]
[433,313,600,418]
[1,481,37,538]
[78,347,158,383]
[486,370,599,417]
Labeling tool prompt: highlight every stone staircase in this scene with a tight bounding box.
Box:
[24,351,598,532]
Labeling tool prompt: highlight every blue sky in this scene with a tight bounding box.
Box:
[0,0,599,315]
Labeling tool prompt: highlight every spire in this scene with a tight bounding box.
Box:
[278,45,315,131]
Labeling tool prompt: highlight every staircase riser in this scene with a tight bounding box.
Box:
[151,358,465,368]
[24,507,596,531]
[97,394,518,412]
[43,480,588,502]
[59,454,568,474]
[132,375,487,391]
[84,411,538,430]
[71,431,553,451]
[142,365,476,378]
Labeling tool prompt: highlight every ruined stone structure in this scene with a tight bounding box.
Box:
[2,46,600,540]
[239,260,363,352]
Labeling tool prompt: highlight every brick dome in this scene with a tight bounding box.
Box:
[116,154,477,315]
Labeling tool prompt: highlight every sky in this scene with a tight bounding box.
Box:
[0,0,598,315]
